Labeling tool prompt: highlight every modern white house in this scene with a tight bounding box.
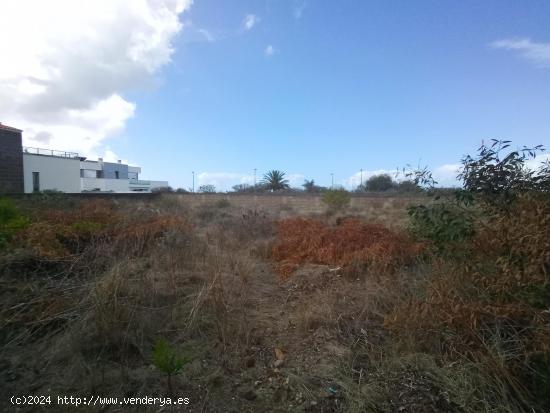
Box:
[1,123,169,193]
[22,147,169,193]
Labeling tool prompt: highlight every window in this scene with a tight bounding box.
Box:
[128,172,138,180]
[115,171,120,179]
[80,169,97,178]
[32,172,40,192]
[96,170,104,178]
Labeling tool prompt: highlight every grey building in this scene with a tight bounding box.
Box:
[0,123,24,193]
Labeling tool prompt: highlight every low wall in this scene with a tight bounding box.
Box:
[173,193,426,215]
[5,192,161,201]
[3,192,426,226]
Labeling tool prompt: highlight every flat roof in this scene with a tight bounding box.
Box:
[0,122,22,133]
[23,146,80,159]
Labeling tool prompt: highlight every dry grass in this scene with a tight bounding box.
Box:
[271,217,423,278]
[0,193,548,412]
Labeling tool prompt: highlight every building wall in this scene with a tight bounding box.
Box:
[81,178,168,192]
[23,155,81,193]
[128,180,168,191]
[80,160,102,171]
[149,181,169,190]
[0,128,24,193]
[81,177,131,192]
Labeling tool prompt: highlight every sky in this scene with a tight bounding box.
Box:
[1,0,550,190]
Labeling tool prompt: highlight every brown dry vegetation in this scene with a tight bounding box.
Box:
[0,192,548,412]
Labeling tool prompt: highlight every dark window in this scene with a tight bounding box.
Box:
[32,172,40,192]
[96,170,104,178]
[81,169,97,178]
[115,171,120,179]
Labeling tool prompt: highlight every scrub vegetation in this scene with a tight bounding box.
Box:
[1,141,549,412]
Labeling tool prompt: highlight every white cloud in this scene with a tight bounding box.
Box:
[286,173,305,187]
[197,28,215,42]
[179,20,217,44]
[264,45,276,57]
[91,148,131,166]
[343,164,462,189]
[243,14,260,31]
[293,0,307,19]
[433,164,461,187]
[0,0,192,156]
[525,152,550,172]
[491,38,550,68]
[343,169,399,189]
[197,171,304,192]
[197,172,254,191]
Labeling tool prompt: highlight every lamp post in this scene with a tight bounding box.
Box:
[254,168,257,187]
[360,168,363,189]
[331,173,334,189]
[192,171,195,193]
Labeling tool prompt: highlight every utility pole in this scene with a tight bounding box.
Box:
[192,171,195,193]
[253,168,257,187]
[360,168,363,189]
[331,173,334,189]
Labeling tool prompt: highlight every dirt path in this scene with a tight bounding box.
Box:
[215,261,349,412]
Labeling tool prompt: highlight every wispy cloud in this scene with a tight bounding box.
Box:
[293,0,307,19]
[243,14,260,31]
[491,38,550,68]
[180,21,217,43]
[264,45,276,57]
[197,28,215,42]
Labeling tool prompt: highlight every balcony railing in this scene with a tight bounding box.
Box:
[129,180,151,186]
[23,146,79,158]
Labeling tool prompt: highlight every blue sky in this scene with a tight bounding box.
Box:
[3,0,550,190]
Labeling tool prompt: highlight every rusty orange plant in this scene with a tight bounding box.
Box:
[271,217,423,278]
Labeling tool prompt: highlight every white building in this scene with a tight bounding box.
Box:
[22,146,168,193]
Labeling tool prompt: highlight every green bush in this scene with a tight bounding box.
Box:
[408,202,475,251]
[365,174,395,191]
[71,220,105,236]
[396,180,422,193]
[0,198,29,249]
[198,184,216,193]
[152,186,174,194]
[153,337,189,395]
[214,199,231,209]
[322,189,351,212]
[25,191,76,211]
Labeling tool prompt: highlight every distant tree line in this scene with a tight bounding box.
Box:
[153,170,442,194]
[357,174,423,193]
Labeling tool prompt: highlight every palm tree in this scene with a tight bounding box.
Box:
[303,179,315,192]
[262,170,290,191]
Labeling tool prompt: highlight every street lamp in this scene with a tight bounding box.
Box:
[192,171,195,193]
[360,168,363,189]
[331,173,334,189]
